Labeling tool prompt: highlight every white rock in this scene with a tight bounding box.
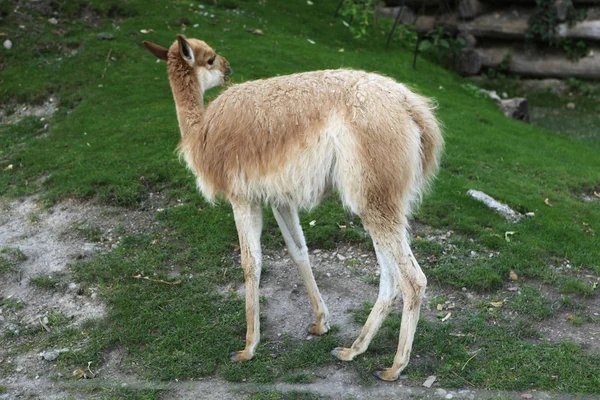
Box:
[3,39,12,50]
[48,18,58,24]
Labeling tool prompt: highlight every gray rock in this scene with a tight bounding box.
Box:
[3,39,12,50]
[48,18,58,24]
[499,97,529,122]
[97,33,115,40]
[43,350,59,361]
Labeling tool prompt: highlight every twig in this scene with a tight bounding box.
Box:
[101,49,112,79]
[461,348,482,370]
[132,274,181,285]
[39,317,51,333]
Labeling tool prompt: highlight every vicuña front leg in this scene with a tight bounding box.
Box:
[272,205,329,335]
[231,201,263,361]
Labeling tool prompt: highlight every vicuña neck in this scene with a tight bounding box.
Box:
[168,60,205,138]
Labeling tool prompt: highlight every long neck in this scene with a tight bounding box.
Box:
[168,59,205,138]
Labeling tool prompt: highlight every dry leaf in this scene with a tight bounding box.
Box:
[544,198,553,207]
[3,164,13,171]
[436,303,443,311]
[594,191,600,198]
[309,220,316,227]
[509,270,518,281]
[140,29,154,34]
[490,301,504,308]
[246,29,263,36]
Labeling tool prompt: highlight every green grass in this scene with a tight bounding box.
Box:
[0,247,27,274]
[1,0,599,395]
[508,286,553,320]
[29,275,60,289]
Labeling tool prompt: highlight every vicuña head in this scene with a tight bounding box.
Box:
[143,35,232,96]
[143,36,443,383]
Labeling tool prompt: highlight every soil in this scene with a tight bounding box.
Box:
[0,198,598,399]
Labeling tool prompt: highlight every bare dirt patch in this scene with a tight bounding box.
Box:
[0,196,159,398]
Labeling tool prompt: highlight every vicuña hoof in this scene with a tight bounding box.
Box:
[230,350,253,362]
[374,368,399,382]
[331,347,354,361]
[309,322,330,336]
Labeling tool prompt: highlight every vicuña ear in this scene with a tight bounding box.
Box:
[143,41,169,61]
[177,35,194,64]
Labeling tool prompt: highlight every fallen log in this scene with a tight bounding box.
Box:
[479,0,600,4]
[458,9,600,41]
[476,46,600,79]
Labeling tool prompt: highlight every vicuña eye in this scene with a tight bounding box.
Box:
[208,56,216,65]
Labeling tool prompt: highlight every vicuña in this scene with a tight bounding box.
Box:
[143,35,443,381]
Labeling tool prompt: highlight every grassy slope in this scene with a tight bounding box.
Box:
[1,0,599,394]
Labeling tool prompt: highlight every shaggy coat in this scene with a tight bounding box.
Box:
[144,35,443,382]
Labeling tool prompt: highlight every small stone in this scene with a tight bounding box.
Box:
[423,375,437,388]
[435,388,447,396]
[16,366,24,372]
[469,251,477,257]
[43,351,59,361]
[48,18,58,24]
[566,102,575,109]
[313,249,321,254]
[3,39,12,50]
[526,212,535,217]
[445,394,454,399]
[336,254,346,261]
[68,282,79,292]
[97,32,115,40]
[326,272,331,277]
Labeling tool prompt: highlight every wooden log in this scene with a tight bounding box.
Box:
[479,0,600,4]
[384,0,442,6]
[476,46,600,79]
[458,9,600,41]
[458,0,488,20]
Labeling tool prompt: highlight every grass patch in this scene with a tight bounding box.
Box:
[350,304,600,393]
[0,247,27,274]
[29,275,60,290]
[508,286,553,320]
[560,278,595,296]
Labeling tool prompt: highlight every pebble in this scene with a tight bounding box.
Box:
[336,254,346,261]
[43,351,59,361]
[3,39,12,50]
[435,388,447,396]
[68,282,79,292]
[48,18,58,24]
[445,394,454,399]
[566,102,575,109]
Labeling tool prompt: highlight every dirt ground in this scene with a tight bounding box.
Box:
[0,198,598,399]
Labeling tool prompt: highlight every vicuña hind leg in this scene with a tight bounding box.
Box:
[332,229,426,382]
[231,200,263,362]
[377,237,426,381]
[272,205,330,335]
[332,236,400,361]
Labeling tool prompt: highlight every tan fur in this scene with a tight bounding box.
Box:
[144,36,443,381]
